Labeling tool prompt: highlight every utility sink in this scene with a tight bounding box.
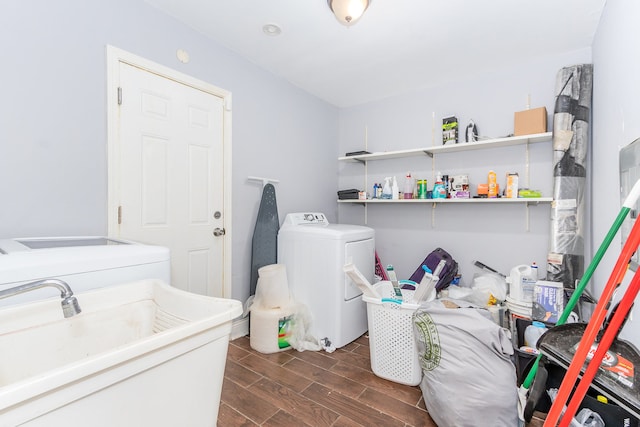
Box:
[0,279,242,426]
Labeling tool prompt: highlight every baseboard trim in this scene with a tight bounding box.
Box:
[231,316,249,340]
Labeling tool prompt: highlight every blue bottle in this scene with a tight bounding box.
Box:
[432,172,447,199]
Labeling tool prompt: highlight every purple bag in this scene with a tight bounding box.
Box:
[408,247,459,291]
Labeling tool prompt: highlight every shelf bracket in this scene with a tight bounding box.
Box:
[354,158,366,165]
[431,202,437,227]
[424,150,433,158]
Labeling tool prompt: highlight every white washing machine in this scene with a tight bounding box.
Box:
[0,236,170,308]
[278,213,375,348]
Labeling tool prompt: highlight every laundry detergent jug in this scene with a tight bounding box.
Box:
[507,265,536,303]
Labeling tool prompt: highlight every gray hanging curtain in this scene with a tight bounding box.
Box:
[547,64,593,289]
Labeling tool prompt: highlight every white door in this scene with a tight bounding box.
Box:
[107,47,232,298]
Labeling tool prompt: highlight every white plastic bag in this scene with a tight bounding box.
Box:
[470,272,508,306]
[446,285,477,301]
[255,264,291,308]
[286,302,323,352]
[445,272,507,307]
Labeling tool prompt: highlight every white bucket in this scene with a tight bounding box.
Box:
[250,305,294,354]
[506,296,532,318]
[506,296,532,342]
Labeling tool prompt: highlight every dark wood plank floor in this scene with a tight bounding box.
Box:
[218,334,437,426]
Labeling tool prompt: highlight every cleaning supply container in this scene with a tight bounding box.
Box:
[507,264,536,303]
[403,172,414,199]
[432,172,446,199]
[248,264,294,353]
[249,306,294,353]
[363,281,422,386]
[488,170,498,198]
[524,321,548,347]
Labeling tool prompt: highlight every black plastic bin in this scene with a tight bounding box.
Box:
[521,359,638,426]
[513,317,554,383]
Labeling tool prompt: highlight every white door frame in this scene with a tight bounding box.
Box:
[106,45,233,298]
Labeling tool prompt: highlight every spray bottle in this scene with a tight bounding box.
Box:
[382,177,393,199]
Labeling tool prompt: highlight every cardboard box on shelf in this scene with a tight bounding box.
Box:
[477,183,499,197]
[514,107,547,136]
[451,174,469,192]
[451,191,471,199]
[442,116,458,145]
[506,173,519,198]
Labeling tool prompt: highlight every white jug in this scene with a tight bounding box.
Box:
[507,265,536,303]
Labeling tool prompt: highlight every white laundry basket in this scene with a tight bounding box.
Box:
[363,281,422,386]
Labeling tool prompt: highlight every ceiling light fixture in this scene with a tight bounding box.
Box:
[327,0,370,27]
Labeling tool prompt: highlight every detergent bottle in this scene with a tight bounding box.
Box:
[524,321,548,347]
[433,172,447,199]
[507,264,536,303]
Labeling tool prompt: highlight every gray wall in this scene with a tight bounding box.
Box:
[0,0,339,304]
[592,0,640,344]
[337,49,591,284]
[2,0,639,349]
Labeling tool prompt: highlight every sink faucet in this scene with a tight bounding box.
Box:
[0,278,82,318]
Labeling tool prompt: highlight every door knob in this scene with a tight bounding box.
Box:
[213,228,226,237]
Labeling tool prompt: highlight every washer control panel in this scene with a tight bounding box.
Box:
[282,212,329,226]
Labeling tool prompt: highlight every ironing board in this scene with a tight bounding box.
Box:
[249,183,279,296]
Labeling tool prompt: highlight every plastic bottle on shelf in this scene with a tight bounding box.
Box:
[433,172,447,199]
[488,170,498,198]
[372,183,378,199]
[381,178,392,199]
[531,262,539,281]
[392,176,399,200]
[403,172,414,199]
[524,321,548,347]
[376,183,382,199]
[402,172,415,199]
[443,174,450,198]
